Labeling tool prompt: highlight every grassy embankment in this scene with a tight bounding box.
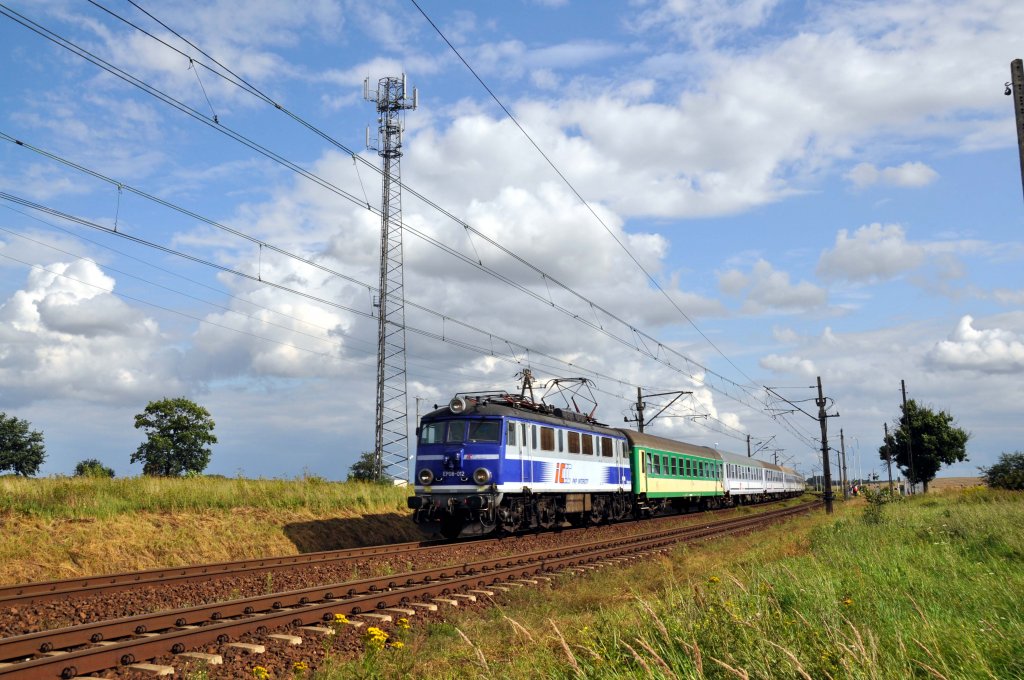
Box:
[0,476,415,585]
[320,489,1024,679]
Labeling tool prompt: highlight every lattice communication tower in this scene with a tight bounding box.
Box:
[365,74,417,481]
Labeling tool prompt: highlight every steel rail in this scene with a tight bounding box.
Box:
[0,498,795,607]
[0,502,817,679]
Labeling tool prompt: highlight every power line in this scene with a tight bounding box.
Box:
[38,1,769,412]
[408,0,760,389]
[0,128,766,418]
[0,191,653,397]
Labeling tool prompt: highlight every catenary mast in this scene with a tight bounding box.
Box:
[366,74,417,481]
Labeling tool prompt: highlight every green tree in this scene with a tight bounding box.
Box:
[0,412,46,476]
[879,399,969,493]
[74,458,115,478]
[347,451,380,482]
[980,452,1024,490]
[131,397,217,476]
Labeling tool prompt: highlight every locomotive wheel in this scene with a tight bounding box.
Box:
[535,500,556,529]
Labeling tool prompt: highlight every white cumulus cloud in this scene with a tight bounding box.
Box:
[927,315,1024,374]
[817,223,924,282]
[717,259,826,313]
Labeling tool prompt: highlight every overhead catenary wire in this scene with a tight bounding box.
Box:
[0,126,766,418]
[0,3,818,446]
[43,0,768,410]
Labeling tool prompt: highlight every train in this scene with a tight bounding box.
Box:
[406,386,805,538]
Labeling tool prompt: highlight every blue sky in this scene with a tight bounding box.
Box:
[1,0,1022,482]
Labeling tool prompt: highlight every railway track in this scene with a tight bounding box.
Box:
[0,497,795,609]
[0,501,818,679]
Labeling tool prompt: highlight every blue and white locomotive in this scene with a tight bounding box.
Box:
[407,391,634,538]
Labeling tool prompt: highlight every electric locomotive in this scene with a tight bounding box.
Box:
[408,391,632,538]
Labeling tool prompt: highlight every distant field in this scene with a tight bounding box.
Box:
[929,476,983,490]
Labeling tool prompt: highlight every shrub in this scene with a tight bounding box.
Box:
[74,459,115,478]
[980,452,1024,490]
[862,485,902,524]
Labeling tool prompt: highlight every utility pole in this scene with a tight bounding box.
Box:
[840,429,849,499]
[366,74,417,482]
[901,379,915,494]
[884,422,894,494]
[816,376,835,514]
[747,434,751,458]
[635,387,645,433]
[625,388,692,433]
[1010,59,1024,206]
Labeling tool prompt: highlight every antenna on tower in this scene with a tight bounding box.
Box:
[365,74,418,482]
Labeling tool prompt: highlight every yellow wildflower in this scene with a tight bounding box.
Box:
[333,613,350,624]
[252,666,270,680]
[390,640,405,649]
[842,596,854,607]
[292,661,309,672]
[396,617,411,630]
[708,576,720,584]
[365,626,389,650]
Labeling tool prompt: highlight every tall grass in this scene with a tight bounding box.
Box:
[0,475,410,519]
[317,489,1024,679]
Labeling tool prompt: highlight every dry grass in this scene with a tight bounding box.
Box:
[0,477,418,584]
[927,476,983,491]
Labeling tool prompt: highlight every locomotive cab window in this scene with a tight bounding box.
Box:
[446,421,467,443]
[468,421,500,443]
[419,422,445,444]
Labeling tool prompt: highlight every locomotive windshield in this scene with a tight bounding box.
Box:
[418,419,501,445]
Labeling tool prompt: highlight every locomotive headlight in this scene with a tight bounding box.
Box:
[449,397,467,414]
[472,467,492,485]
[417,468,435,485]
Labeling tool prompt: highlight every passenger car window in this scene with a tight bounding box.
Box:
[601,437,613,457]
[540,427,555,451]
[568,431,580,454]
